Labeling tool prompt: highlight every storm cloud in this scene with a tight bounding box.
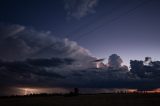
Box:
[0,23,96,69]
[0,58,73,87]
[0,23,160,95]
[64,0,99,19]
[0,58,134,88]
[1,58,160,91]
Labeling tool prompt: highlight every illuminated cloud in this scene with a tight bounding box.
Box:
[0,23,96,69]
[108,54,123,69]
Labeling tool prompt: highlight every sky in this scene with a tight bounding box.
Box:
[0,0,160,95]
[1,0,160,65]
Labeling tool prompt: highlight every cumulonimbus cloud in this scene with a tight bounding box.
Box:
[0,23,160,96]
[64,0,99,19]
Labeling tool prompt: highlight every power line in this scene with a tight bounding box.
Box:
[65,1,129,39]
[65,0,130,39]
[73,0,152,41]
[32,0,152,55]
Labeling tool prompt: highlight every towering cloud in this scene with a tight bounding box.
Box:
[64,0,99,19]
[108,54,123,69]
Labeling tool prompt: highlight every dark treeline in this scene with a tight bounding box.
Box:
[1,92,160,99]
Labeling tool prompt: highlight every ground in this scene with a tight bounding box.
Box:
[0,93,160,106]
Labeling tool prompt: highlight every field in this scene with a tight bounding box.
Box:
[0,93,160,106]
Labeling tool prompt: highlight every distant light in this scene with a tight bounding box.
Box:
[96,63,100,69]
[22,88,41,95]
[18,87,69,95]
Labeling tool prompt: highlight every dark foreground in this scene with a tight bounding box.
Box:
[0,93,160,106]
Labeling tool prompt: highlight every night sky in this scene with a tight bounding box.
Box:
[0,0,160,95]
[1,0,160,65]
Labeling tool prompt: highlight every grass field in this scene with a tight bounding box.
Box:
[0,93,160,106]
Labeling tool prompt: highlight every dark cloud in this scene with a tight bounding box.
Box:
[26,58,74,67]
[130,59,160,80]
[64,0,99,19]
[0,58,70,87]
[0,24,160,95]
[92,58,105,62]
[144,57,152,66]
[145,57,152,62]
[0,57,160,94]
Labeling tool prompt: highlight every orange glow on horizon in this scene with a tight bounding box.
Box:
[127,89,138,93]
[15,87,160,95]
[144,88,160,94]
